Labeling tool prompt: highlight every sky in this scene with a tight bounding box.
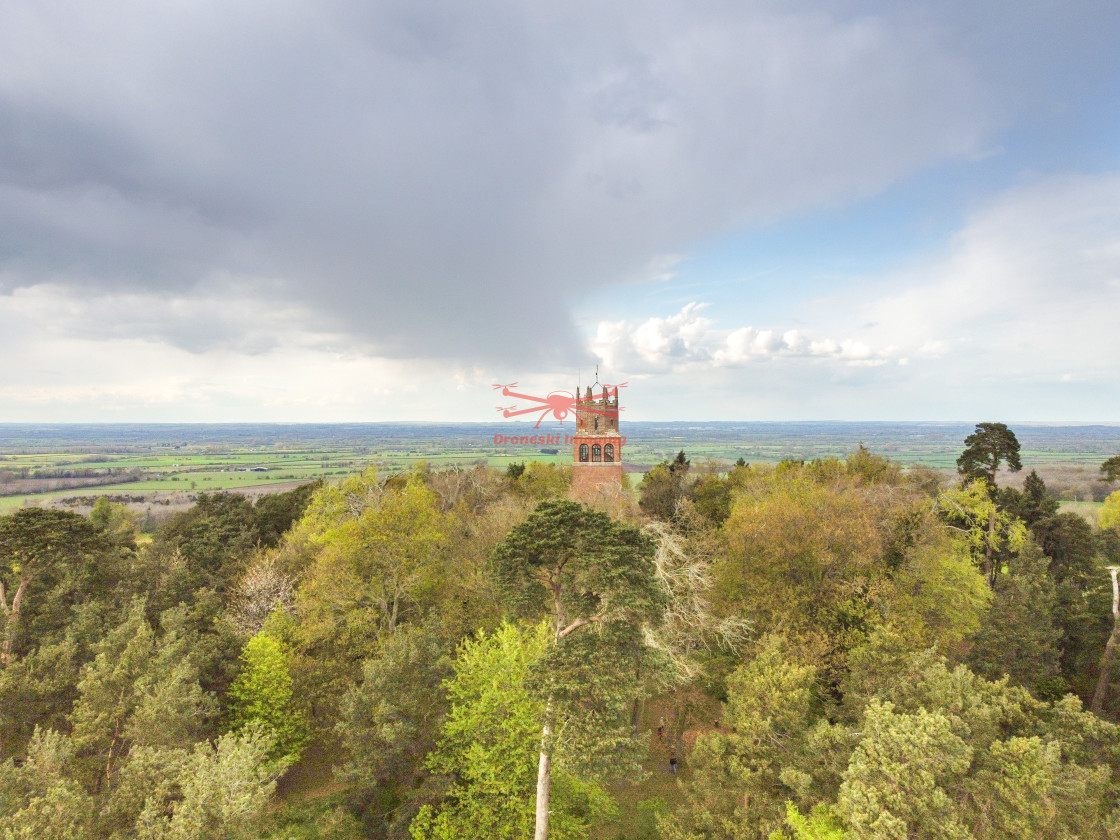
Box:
[2,0,1119,423]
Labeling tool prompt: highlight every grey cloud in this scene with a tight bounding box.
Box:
[0,0,1114,363]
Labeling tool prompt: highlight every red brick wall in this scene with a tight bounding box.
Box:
[571,463,624,500]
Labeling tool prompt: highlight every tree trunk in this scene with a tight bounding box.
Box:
[534,709,553,840]
[985,510,997,586]
[0,576,30,666]
[1090,567,1120,715]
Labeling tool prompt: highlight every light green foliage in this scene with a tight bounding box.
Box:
[511,461,572,500]
[228,632,308,764]
[2,727,282,840]
[717,473,885,680]
[295,471,446,683]
[884,523,990,651]
[0,727,93,839]
[845,445,901,486]
[837,701,973,840]
[89,498,138,548]
[935,481,1027,584]
[1101,489,1120,531]
[129,724,284,840]
[669,636,826,840]
[777,802,849,840]
[673,635,1120,840]
[839,650,1120,839]
[411,622,612,840]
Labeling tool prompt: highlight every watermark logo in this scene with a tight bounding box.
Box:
[492,381,627,428]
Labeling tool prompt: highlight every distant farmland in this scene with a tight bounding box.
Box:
[1,421,1117,513]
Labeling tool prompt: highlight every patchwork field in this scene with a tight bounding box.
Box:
[2,421,1118,516]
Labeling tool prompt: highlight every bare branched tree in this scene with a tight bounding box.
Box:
[642,519,752,683]
[228,554,296,637]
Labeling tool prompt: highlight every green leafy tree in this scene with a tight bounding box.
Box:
[780,801,849,840]
[640,451,691,521]
[956,422,1022,486]
[836,700,973,840]
[336,620,452,835]
[967,541,1062,697]
[717,473,897,681]
[296,472,445,671]
[1101,489,1120,532]
[493,500,662,840]
[132,724,284,840]
[996,470,1059,529]
[227,632,308,765]
[147,492,264,605]
[89,497,139,548]
[663,636,824,840]
[0,727,93,839]
[411,622,613,840]
[935,482,1027,587]
[254,481,320,548]
[1101,455,1120,484]
[0,637,80,757]
[0,509,113,664]
[69,599,212,789]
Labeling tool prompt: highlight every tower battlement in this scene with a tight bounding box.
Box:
[570,382,623,499]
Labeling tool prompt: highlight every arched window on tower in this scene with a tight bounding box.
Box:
[604,444,614,462]
[592,445,602,462]
[579,444,589,462]
[594,417,599,431]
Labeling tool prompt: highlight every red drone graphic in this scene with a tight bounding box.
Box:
[492,382,628,428]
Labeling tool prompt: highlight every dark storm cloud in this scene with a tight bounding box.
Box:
[1,0,1117,364]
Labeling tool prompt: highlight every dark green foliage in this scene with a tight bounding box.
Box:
[506,462,527,481]
[255,481,320,547]
[1101,455,1120,483]
[956,422,1022,486]
[689,475,733,525]
[149,492,262,597]
[1017,470,1060,525]
[0,508,121,661]
[639,452,691,521]
[967,541,1063,696]
[336,621,452,835]
[494,500,663,631]
[1033,511,1098,584]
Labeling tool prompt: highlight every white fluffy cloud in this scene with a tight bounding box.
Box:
[592,302,896,374]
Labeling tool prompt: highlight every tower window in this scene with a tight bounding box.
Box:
[604,444,614,462]
[579,444,589,462]
[594,417,599,431]
[592,445,602,462]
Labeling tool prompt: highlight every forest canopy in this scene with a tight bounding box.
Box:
[2,434,1120,840]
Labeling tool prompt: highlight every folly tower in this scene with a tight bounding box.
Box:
[571,382,623,499]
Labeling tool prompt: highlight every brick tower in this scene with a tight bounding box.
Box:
[571,382,623,499]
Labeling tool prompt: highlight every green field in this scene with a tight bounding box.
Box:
[2,421,1118,513]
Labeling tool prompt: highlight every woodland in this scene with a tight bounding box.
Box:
[2,425,1120,839]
